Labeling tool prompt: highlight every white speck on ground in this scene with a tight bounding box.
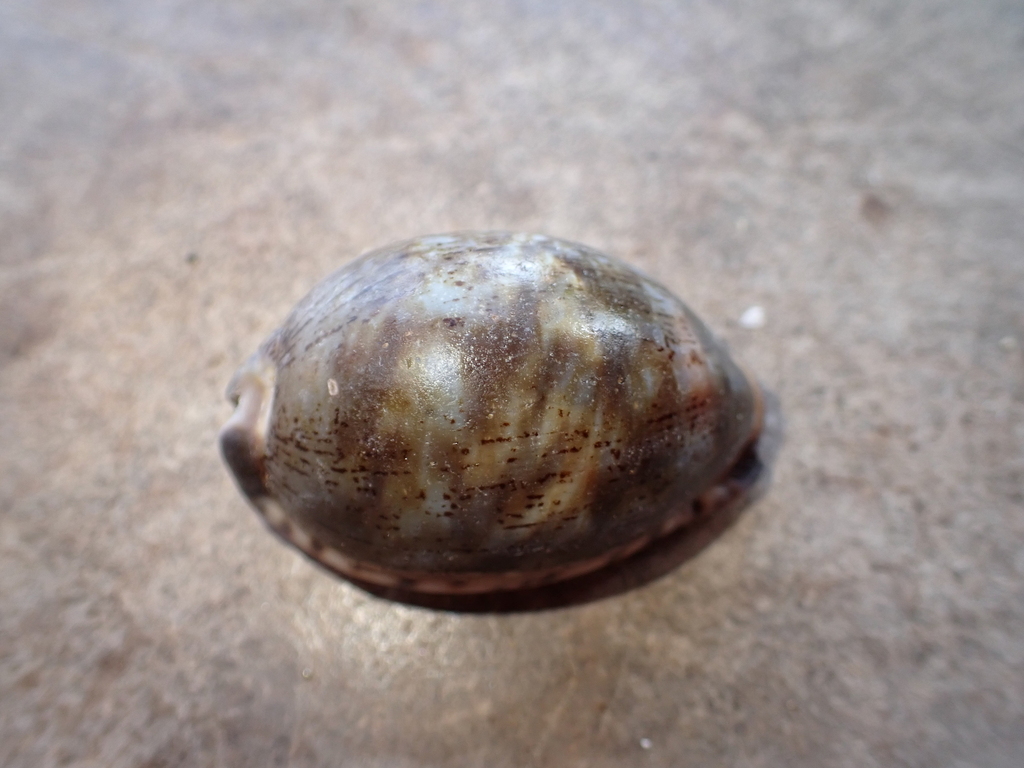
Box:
[739,305,766,329]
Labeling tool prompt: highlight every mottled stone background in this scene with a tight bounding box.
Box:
[2,1,1022,766]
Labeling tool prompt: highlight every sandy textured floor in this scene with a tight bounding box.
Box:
[2,1,1023,766]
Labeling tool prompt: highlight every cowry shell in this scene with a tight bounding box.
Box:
[221,232,763,594]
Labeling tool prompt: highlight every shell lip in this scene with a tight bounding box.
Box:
[219,351,277,507]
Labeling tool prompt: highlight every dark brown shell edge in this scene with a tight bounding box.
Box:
[219,353,770,607]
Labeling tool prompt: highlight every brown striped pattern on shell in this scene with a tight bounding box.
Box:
[221,233,761,593]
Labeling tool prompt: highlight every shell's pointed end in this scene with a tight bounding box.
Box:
[219,352,277,507]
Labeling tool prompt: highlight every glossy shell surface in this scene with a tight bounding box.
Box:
[221,232,762,594]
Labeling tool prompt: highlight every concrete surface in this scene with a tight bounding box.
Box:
[2,1,1023,766]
